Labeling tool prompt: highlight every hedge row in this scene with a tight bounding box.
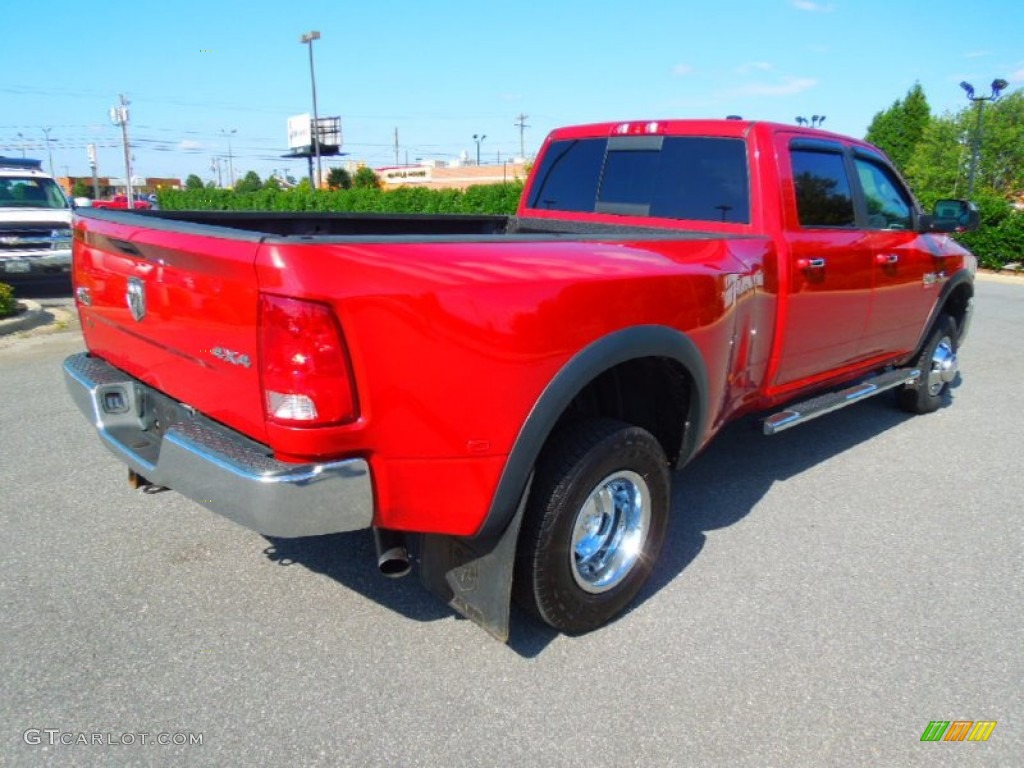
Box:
[0,282,16,318]
[157,182,524,216]
[954,196,1024,270]
[156,181,1021,269]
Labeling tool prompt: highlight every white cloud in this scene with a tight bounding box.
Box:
[791,0,836,11]
[730,77,818,97]
[1010,68,1024,82]
[672,63,694,77]
[736,61,773,75]
[964,50,990,59]
[178,140,204,152]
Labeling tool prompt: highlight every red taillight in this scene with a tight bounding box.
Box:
[258,294,358,426]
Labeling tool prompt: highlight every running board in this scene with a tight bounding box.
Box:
[763,368,921,436]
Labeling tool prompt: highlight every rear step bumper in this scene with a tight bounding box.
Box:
[63,352,374,537]
[763,368,920,436]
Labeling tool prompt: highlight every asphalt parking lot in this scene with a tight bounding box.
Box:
[1,276,1020,766]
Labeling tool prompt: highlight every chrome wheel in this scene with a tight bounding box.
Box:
[926,336,957,396]
[570,470,651,594]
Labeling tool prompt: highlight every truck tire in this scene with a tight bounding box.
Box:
[897,313,958,415]
[514,418,670,634]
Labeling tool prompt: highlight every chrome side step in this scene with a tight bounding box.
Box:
[763,368,920,436]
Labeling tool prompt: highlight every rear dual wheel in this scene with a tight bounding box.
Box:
[514,418,670,634]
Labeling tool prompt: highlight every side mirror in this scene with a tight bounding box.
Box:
[921,199,980,233]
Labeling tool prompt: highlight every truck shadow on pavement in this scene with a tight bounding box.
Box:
[260,384,959,658]
[634,382,960,613]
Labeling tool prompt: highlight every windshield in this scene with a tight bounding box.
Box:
[0,176,70,209]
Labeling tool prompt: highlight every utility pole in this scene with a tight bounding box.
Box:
[87,143,100,199]
[222,128,237,187]
[473,133,486,166]
[17,132,25,158]
[42,127,55,176]
[394,127,400,166]
[108,95,134,206]
[514,113,530,158]
[211,157,222,188]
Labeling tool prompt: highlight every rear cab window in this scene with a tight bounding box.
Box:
[527,134,751,225]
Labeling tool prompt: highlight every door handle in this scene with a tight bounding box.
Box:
[876,253,899,265]
[796,257,826,270]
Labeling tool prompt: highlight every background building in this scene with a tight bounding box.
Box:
[374,161,528,191]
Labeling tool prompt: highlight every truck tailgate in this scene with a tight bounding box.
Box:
[74,214,267,443]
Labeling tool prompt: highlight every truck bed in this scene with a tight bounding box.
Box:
[83,209,740,242]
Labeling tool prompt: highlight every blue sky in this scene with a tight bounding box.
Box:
[2,0,1021,184]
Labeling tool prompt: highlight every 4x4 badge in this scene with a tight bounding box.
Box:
[126,277,146,322]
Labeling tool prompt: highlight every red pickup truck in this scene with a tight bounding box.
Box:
[64,119,978,639]
[89,194,153,210]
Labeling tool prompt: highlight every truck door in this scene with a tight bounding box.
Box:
[773,138,874,387]
[850,152,939,358]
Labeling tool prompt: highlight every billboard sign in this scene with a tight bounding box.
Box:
[287,114,312,150]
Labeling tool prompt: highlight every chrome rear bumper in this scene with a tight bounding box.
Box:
[63,352,374,537]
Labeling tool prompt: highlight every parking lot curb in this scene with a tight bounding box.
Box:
[0,300,49,336]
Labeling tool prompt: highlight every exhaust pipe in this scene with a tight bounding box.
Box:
[373,528,411,578]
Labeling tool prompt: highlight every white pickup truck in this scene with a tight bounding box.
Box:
[0,157,73,280]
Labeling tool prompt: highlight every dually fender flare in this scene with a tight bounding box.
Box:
[914,270,974,355]
[474,324,710,540]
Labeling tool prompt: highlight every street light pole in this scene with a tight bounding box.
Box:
[795,115,826,128]
[222,128,237,188]
[960,78,1008,198]
[17,132,25,158]
[300,30,322,188]
[473,133,486,165]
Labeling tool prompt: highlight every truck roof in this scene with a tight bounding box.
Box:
[544,118,850,143]
[0,157,45,172]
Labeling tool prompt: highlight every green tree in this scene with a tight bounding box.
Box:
[71,180,92,199]
[973,90,1024,198]
[907,91,1024,202]
[905,112,966,201]
[353,166,381,190]
[263,175,281,191]
[235,170,263,193]
[327,167,352,190]
[185,174,205,191]
[865,82,931,173]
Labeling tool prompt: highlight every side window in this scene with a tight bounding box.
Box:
[527,138,607,211]
[854,158,912,230]
[791,150,856,228]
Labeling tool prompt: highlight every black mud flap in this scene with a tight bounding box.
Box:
[420,477,531,642]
